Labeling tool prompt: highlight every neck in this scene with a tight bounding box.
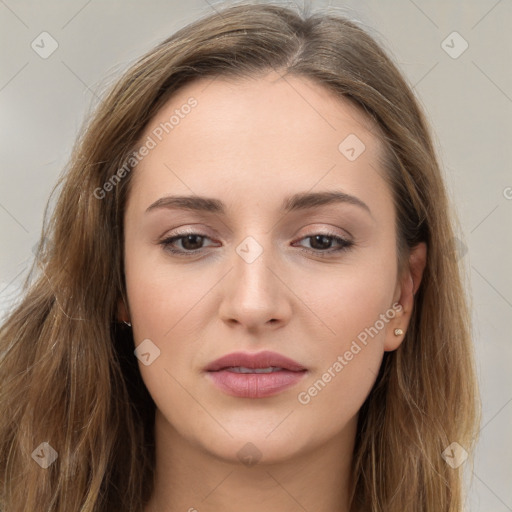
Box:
[145,410,356,512]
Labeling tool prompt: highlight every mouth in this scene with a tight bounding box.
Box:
[204,350,307,372]
[220,366,290,373]
[204,351,308,398]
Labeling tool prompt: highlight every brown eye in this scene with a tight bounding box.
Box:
[177,234,206,251]
[293,233,354,257]
[160,232,215,256]
[309,234,337,250]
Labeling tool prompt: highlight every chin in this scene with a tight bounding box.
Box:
[202,434,306,467]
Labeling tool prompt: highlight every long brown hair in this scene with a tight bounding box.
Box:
[0,2,480,510]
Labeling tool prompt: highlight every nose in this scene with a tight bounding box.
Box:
[217,236,292,332]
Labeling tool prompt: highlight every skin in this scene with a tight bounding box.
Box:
[119,70,427,512]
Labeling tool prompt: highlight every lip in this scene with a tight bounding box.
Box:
[204,350,308,399]
[204,350,307,372]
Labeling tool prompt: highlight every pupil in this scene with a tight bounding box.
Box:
[311,235,331,250]
[183,235,203,250]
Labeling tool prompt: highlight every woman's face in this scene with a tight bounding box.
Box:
[121,71,416,464]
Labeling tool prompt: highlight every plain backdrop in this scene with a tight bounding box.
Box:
[1,1,511,510]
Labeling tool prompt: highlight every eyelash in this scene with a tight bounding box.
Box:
[159,230,354,258]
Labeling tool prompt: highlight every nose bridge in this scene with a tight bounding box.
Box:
[219,231,289,327]
[234,232,278,305]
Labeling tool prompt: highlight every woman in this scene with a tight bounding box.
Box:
[0,2,480,511]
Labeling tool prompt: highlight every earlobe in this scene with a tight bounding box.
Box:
[383,302,407,352]
[384,242,427,352]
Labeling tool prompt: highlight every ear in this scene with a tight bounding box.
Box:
[117,297,131,324]
[384,242,427,351]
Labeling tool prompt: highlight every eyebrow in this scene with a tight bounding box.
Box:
[145,190,372,217]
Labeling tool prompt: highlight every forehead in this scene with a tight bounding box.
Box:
[127,71,391,218]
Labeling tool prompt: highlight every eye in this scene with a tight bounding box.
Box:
[159,232,216,256]
[292,232,354,257]
[159,231,354,258]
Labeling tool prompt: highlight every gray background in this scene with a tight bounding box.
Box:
[1,1,511,510]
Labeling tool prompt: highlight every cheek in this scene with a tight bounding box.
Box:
[291,297,393,448]
[290,251,397,347]
[124,242,212,340]
[123,257,209,434]
[293,344,383,448]
[123,246,217,403]
[289,258,396,426]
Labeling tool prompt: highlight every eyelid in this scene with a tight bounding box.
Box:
[294,223,353,241]
[160,222,351,241]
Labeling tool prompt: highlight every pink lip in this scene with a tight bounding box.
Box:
[204,350,308,399]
